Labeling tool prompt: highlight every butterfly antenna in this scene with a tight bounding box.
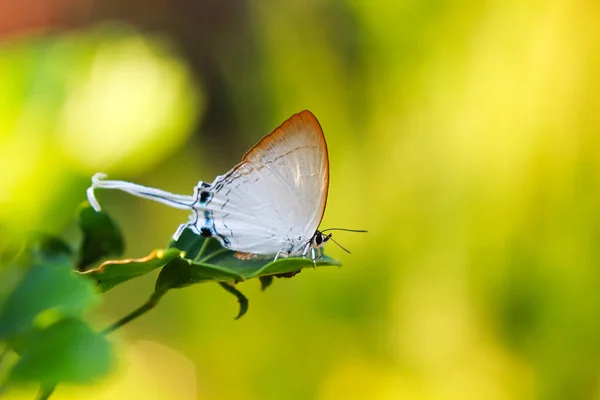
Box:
[330,237,351,254]
[320,228,368,233]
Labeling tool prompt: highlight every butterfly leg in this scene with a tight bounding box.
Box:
[310,247,317,265]
[273,250,289,261]
[173,223,189,241]
[301,242,311,259]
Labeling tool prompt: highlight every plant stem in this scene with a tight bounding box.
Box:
[102,290,166,335]
[34,287,167,398]
[193,239,211,262]
[199,248,229,264]
[37,384,56,400]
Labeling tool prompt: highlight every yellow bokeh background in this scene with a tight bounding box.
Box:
[2,0,600,399]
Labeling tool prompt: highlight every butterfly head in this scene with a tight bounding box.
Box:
[314,227,369,255]
[311,230,332,249]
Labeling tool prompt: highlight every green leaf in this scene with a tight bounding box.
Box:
[157,230,340,291]
[37,384,57,400]
[170,229,340,278]
[0,234,75,309]
[8,318,113,386]
[28,234,73,266]
[153,229,342,318]
[259,275,273,291]
[0,262,98,339]
[78,204,125,270]
[155,257,242,292]
[79,248,183,292]
[218,282,249,320]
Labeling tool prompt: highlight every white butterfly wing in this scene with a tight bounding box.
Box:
[192,110,329,256]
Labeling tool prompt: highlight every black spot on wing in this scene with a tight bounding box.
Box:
[218,233,231,246]
[200,191,211,204]
[200,227,212,237]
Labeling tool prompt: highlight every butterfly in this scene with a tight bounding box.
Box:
[87,110,345,261]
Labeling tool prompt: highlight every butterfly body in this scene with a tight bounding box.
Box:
[87,110,331,261]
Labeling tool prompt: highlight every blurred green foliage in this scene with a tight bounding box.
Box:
[0,234,112,392]
[0,204,338,397]
[1,0,600,399]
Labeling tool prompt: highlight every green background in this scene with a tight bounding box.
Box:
[1,1,600,399]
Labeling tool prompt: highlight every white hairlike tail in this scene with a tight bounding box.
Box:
[87,173,196,212]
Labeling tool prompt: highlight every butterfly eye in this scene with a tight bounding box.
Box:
[313,232,331,247]
[315,233,323,245]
